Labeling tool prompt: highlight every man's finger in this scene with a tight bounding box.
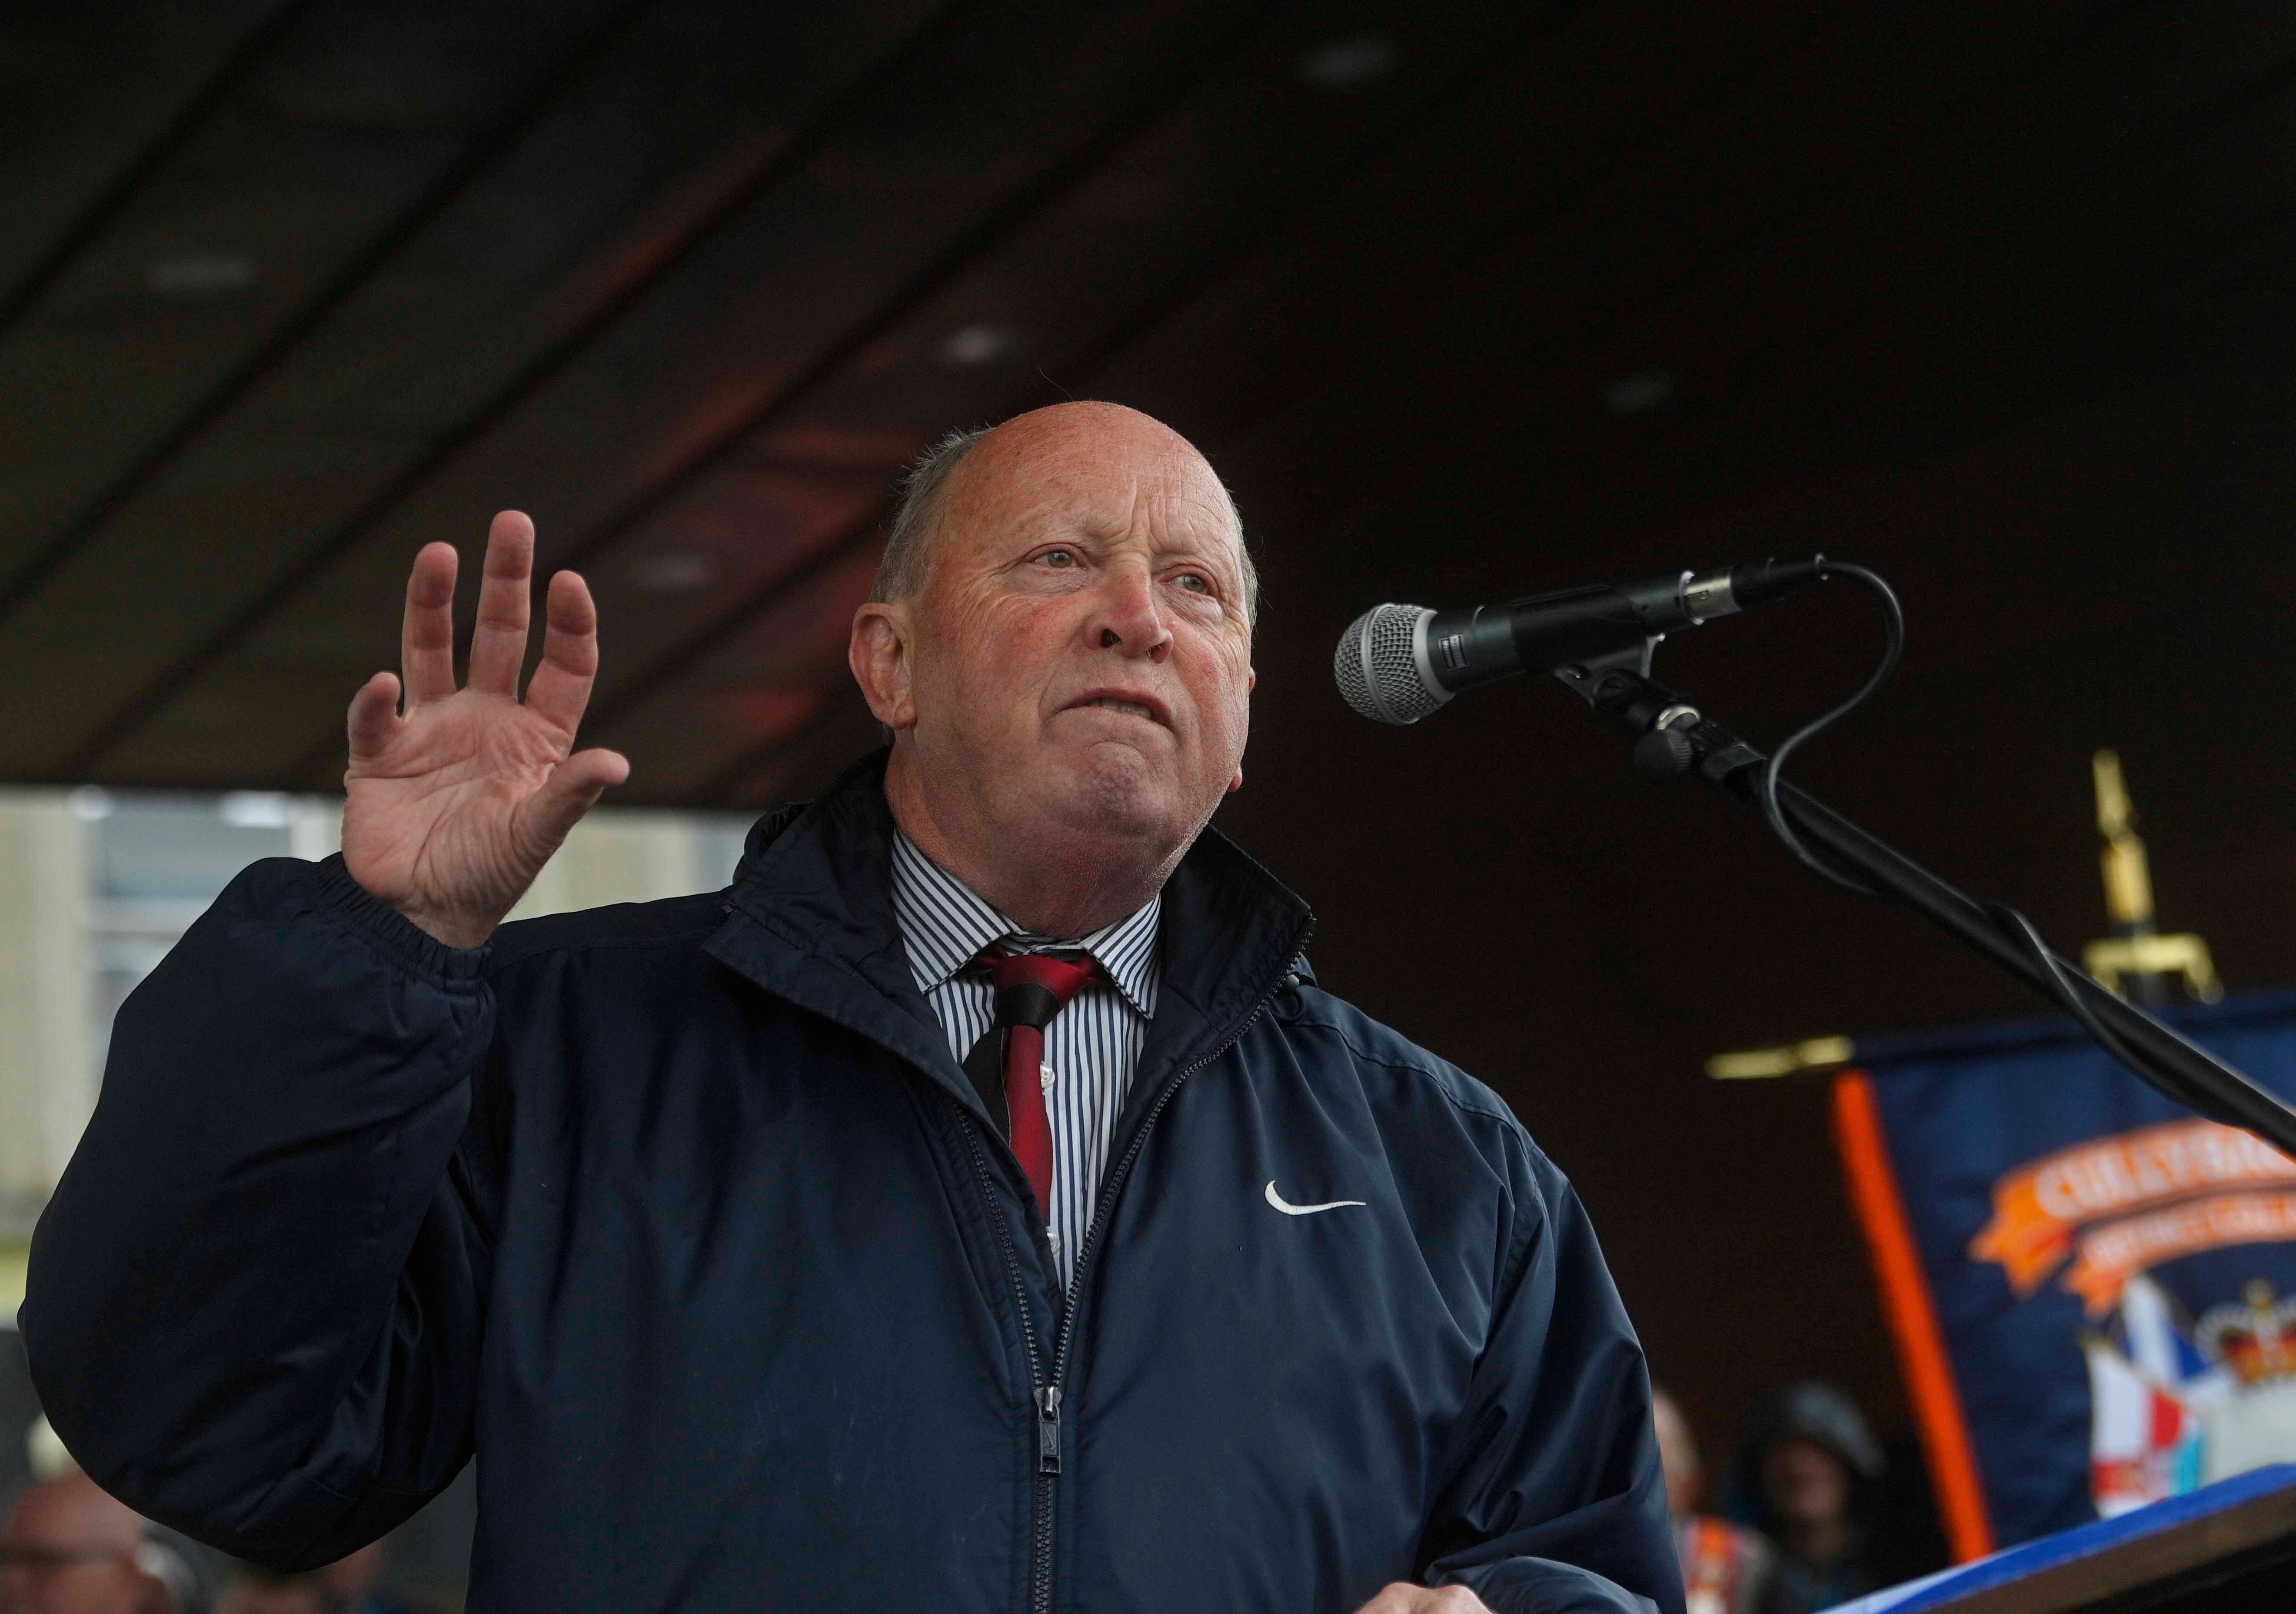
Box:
[1349,1586,1490,1614]
[1351,1588,1417,1614]
[467,510,536,697]
[346,671,403,764]
[516,747,630,856]
[525,568,603,736]
[400,542,460,706]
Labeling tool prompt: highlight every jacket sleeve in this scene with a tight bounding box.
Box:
[1418,1134,1686,1614]
[21,855,500,1568]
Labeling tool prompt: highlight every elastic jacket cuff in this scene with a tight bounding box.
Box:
[307,854,492,984]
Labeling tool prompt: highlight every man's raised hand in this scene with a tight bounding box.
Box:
[343,511,629,949]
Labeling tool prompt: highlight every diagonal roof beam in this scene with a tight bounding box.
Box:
[150,0,1303,788]
[0,0,660,631]
[581,505,884,738]
[490,19,1567,797]
[0,0,322,345]
[681,668,880,807]
[539,0,1300,584]
[59,0,994,780]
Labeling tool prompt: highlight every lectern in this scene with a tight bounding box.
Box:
[1830,1464,2296,1613]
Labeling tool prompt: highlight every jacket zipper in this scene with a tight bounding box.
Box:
[953,1119,1055,1611]
[953,953,1305,1614]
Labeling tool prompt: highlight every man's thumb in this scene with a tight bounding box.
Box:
[522,748,631,852]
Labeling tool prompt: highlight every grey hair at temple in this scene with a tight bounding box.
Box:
[869,424,1260,623]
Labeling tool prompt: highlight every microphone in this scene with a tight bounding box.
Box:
[1334,557,1829,724]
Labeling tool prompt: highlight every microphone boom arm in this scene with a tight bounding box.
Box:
[1556,648,2296,1157]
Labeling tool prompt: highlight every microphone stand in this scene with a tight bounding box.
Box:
[1557,645,2296,1157]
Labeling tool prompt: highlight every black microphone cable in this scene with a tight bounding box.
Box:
[1757,564,2269,1134]
[1756,560,1903,897]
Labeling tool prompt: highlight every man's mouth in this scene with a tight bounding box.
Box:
[1085,697,1158,721]
[1067,690,1171,727]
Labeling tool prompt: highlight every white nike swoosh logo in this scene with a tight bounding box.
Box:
[1264,1180,1367,1217]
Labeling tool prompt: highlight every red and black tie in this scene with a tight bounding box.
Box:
[962,946,1099,1216]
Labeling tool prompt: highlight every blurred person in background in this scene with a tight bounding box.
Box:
[0,1474,208,1614]
[1651,1388,1782,1614]
[313,1546,407,1614]
[214,1542,409,1614]
[213,1566,324,1614]
[1727,1383,1887,1612]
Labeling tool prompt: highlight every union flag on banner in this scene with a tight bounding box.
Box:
[1830,991,2296,1559]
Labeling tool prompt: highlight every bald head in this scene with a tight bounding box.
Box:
[875,403,1255,624]
[850,400,1260,937]
[6,1474,143,1550]
[1,1475,170,1614]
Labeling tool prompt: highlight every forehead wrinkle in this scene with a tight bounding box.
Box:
[1118,468,1142,538]
[928,411,1243,592]
[1150,467,1248,588]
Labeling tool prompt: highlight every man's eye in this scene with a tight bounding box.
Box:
[1041,549,1076,569]
[1176,572,1211,594]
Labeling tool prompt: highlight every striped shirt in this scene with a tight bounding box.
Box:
[889,829,1160,1289]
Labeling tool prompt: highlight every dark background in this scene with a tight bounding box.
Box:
[5,0,2294,1492]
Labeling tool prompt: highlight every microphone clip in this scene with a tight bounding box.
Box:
[1547,635,1661,706]
[1568,657,1766,790]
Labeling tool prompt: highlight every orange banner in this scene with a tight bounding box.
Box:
[1969,1119,2296,1293]
[2062,1191,2296,1314]
[1832,1073,1996,1562]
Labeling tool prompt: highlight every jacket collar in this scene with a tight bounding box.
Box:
[703,750,1314,1113]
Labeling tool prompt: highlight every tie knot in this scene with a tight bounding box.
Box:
[980,945,1100,1030]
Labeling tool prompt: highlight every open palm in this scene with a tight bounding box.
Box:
[343,510,629,948]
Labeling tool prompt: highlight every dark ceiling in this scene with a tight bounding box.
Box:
[9,0,2296,1477]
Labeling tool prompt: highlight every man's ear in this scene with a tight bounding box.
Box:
[849,601,917,730]
[1229,664,1254,791]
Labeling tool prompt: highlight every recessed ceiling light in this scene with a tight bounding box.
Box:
[1602,368,1680,417]
[143,250,256,300]
[935,322,1022,367]
[632,550,715,592]
[1298,34,1397,88]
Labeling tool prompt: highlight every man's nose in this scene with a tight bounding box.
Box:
[1087,567,1171,662]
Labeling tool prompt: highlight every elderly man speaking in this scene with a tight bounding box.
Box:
[27,404,1679,1614]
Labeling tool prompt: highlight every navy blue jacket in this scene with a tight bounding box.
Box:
[26,755,1679,1613]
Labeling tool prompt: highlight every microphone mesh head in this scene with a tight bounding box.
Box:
[1334,604,1445,724]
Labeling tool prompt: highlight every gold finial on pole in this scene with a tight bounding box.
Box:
[2093,748,2132,837]
[2093,750,2154,929]
[2081,750,2220,1004]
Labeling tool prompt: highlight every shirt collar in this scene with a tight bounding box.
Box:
[889,829,1160,1017]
